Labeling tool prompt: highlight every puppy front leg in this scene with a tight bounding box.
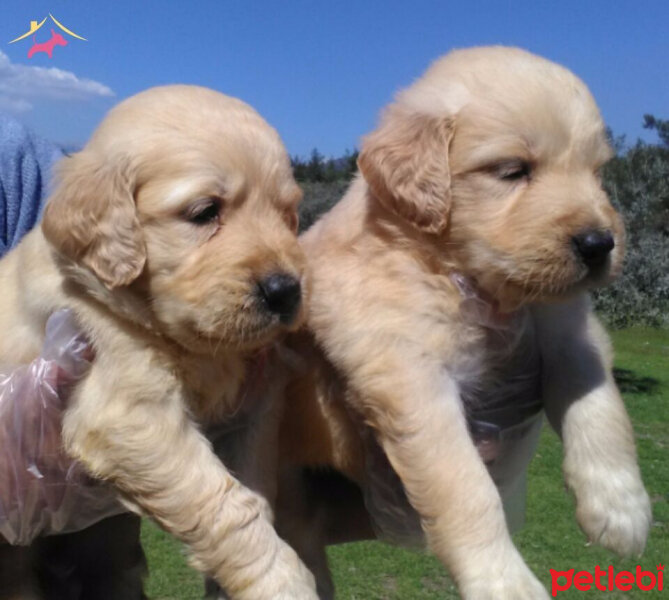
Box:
[534,297,651,556]
[356,369,548,599]
[62,368,317,600]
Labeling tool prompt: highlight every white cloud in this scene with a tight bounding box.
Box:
[0,95,32,113]
[0,51,114,113]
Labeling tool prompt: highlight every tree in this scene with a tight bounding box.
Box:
[643,114,669,148]
[291,148,359,183]
[291,155,307,182]
[305,148,325,182]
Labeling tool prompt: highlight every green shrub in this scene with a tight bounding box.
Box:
[595,133,669,328]
[298,180,348,232]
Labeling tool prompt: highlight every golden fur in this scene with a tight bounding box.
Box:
[0,86,317,599]
[275,47,651,599]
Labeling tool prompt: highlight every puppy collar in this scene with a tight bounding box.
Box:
[449,272,513,329]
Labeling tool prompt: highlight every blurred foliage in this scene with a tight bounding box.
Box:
[595,116,669,328]
[298,180,349,232]
[296,117,669,328]
[643,114,669,148]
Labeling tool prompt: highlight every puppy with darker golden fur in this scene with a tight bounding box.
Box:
[0,86,317,599]
[275,47,651,599]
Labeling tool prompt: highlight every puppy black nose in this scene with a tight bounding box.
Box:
[258,273,301,324]
[573,230,615,266]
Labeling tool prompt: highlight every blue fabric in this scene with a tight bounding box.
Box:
[0,114,63,256]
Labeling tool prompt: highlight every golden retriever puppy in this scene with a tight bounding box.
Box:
[0,86,317,599]
[276,47,652,599]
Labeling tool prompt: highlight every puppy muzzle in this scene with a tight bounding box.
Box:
[257,272,302,325]
[572,229,615,269]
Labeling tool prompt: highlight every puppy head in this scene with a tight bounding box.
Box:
[43,85,306,352]
[359,47,623,310]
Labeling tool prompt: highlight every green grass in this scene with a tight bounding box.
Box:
[142,327,669,599]
[141,520,203,599]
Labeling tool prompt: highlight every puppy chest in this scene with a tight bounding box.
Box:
[179,356,246,423]
[450,311,543,427]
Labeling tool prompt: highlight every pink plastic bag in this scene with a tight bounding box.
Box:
[0,309,125,545]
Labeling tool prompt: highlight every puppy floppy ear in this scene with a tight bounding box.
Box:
[42,151,146,289]
[358,107,455,234]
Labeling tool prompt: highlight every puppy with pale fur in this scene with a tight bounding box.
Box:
[0,86,317,599]
[276,47,651,599]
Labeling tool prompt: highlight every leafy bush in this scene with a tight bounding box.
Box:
[594,133,669,328]
[594,231,669,328]
[298,180,348,232]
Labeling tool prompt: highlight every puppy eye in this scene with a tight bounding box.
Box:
[185,198,221,225]
[496,161,531,182]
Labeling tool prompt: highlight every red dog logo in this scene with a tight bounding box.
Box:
[9,14,86,60]
[27,29,68,59]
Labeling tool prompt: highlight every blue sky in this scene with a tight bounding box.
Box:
[1,1,667,157]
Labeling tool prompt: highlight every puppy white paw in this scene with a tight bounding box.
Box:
[230,539,318,600]
[274,581,319,600]
[459,548,549,600]
[567,463,651,556]
[271,547,319,600]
